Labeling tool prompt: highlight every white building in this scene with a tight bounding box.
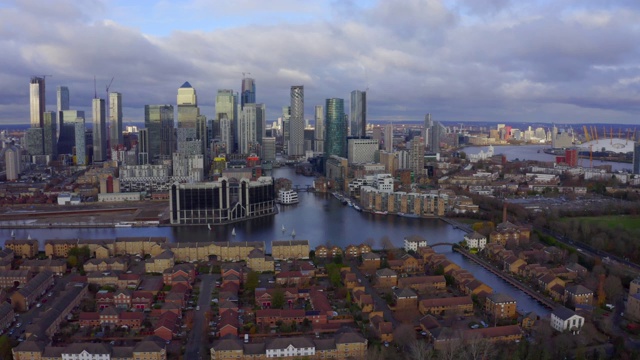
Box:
[404,235,428,252]
[97,192,143,202]
[464,232,487,250]
[347,138,379,164]
[373,174,394,192]
[265,338,315,358]
[551,307,584,334]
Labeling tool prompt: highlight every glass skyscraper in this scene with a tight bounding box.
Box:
[109,92,123,149]
[58,110,85,155]
[241,77,256,108]
[215,89,237,151]
[314,105,324,153]
[325,98,346,158]
[30,77,45,128]
[288,85,305,156]
[350,90,366,138]
[57,86,69,113]
[92,98,107,162]
[145,105,174,163]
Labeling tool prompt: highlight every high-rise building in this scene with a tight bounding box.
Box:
[58,110,84,155]
[144,105,174,163]
[177,82,206,156]
[409,136,425,176]
[255,103,266,146]
[57,86,69,113]
[241,77,256,109]
[30,77,45,128]
[25,128,44,156]
[634,143,640,175]
[314,105,324,153]
[109,92,123,149]
[92,98,107,162]
[239,104,258,154]
[43,111,57,157]
[215,89,237,150]
[350,90,366,138]
[424,113,443,153]
[282,106,291,154]
[4,145,21,181]
[288,86,305,156]
[262,137,276,161]
[138,128,149,165]
[74,116,87,166]
[325,98,347,158]
[348,138,378,164]
[219,115,232,153]
[384,124,393,151]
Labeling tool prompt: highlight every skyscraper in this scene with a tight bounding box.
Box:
[255,103,266,146]
[219,115,232,153]
[215,89,237,150]
[241,77,256,108]
[424,113,443,153]
[43,111,57,157]
[350,90,366,138]
[384,124,393,151]
[177,82,206,155]
[282,106,291,154]
[144,105,174,163]
[325,98,346,158]
[239,104,258,154]
[410,136,425,176]
[92,98,107,162]
[288,86,305,156]
[58,110,84,155]
[74,116,87,166]
[57,86,69,113]
[109,92,123,149]
[30,77,45,128]
[314,105,324,153]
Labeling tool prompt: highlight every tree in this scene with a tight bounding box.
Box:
[0,335,12,360]
[393,324,417,349]
[603,275,623,303]
[67,255,78,268]
[463,333,494,360]
[380,235,394,250]
[409,340,435,360]
[245,271,260,295]
[271,288,285,309]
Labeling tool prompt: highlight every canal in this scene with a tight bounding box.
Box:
[0,166,550,316]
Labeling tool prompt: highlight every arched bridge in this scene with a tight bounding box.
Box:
[430,242,457,248]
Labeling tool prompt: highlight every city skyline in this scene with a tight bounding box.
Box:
[2,1,640,125]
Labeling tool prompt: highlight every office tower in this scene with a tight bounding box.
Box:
[177,82,206,156]
[424,113,442,153]
[325,98,347,158]
[304,129,314,152]
[348,138,378,164]
[109,92,123,149]
[219,115,232,153]
[409,136,425,176]
[288,86,305,156]
[43,111,57,157]
[30,77,45,128]
[256,103,266,146]
[57,86,69,113]
[262,137,276,161]
[350,90,366,138]
[384,124,393,151]
[138,128,149,165]
[634,143,640,175]
[57,110,84,155]
[372,127,382,144]
[282,106,291,154]
[92,98,107,162]
[74,117,87,165]
[314,105,324,153]
[144,105,174,163]
[215,89,237,147]
[239,104,258,154]
[4,145,21,181]
[25,128,44,156]
[241,77,256,109]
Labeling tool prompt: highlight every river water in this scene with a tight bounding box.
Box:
[0,166,550,316]
[464,144,632,172]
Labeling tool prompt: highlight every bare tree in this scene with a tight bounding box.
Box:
[603,275,623,302]
[380,235,394,250]
[409,340,435,360]
[393,324,417,349]
[437,338,463,360]
[462,333,494,360]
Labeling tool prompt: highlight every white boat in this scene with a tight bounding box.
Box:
[231,228,236,237]
[399,213,420,218]
[373,210,388,215]
[291,229,296,238]
[27,234,31,240]
[115,223,132,228]
[277,189,299,205]
[10,231,14,238]
[346,199,353,207]
[207,224,212,231]
[282,225,286,233]
[353,204,362,212]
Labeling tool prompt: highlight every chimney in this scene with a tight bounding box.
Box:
[503,202,508,223]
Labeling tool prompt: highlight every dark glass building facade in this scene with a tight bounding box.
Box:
[324,98,347,158]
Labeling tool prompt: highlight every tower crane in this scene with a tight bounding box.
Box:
[105,76,114,95]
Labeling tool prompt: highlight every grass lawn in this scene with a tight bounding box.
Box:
[560,215,640,233]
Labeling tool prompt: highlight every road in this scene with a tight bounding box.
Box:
[349,261,399,327]
[184,274,216,360]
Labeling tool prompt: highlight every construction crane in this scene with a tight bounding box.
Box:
[242,72,251,78]
[105,76,114,95]
[583,125,591,142]
[589,144,593,168]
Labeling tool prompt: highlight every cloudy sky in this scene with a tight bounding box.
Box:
[2,0,640,125]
